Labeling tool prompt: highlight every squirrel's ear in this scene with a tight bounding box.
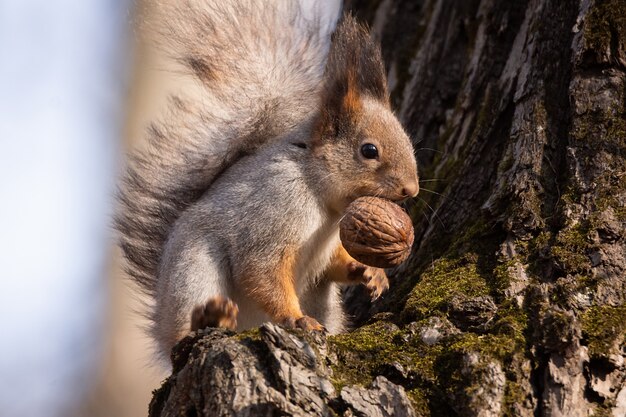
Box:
[315,71,362,140]
[313,14,389,142]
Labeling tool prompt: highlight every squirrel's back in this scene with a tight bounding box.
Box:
[116,1,341,297]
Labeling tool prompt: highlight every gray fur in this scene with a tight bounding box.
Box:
[155,131,343,355]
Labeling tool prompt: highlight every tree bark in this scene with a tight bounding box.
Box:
[149,1,626,416]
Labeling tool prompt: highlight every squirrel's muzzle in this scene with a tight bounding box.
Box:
[401,181,419,199]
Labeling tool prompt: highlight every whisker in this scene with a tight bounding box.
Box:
[401,195,420,212]
[417,196,446,230]
[419,179,448,183]
[419,187,464,208]
[418,206,432,227]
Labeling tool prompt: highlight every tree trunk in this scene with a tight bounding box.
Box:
[148,1,626,416]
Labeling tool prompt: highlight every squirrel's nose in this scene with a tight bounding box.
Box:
[401,180,419,198]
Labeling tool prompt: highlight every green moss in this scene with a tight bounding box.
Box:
[594,173,626,222]
[492,260,518,297]
[590,402,614,417]
[329,321,442,386]
[402,256,490,321]
[330,220,529,415]
[551,223,592,273]
[497,151,515,175]
[493,302,528,347]
[571,112,626,152]
[328,320,446,412]
[606,116,626,149]
[584,0,626,64]
[525,213,597,277]
[447,220,492,254]
[581,304,626,357]
[399,216,514,322]
[331,321,398,354]
[502,379,526,417]
[433,332,520,413]
[530,231,551,251]
[329,315,527,415]
[405,388,430,415]
[389,217,494,305]
[234,327,261,341]
[447,333,518,361]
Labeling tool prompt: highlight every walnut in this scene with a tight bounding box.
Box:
[339,197,415,268]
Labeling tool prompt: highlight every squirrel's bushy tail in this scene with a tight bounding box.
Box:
[116,0,340,297]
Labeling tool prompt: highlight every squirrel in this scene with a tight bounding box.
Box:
[116,1,419,362]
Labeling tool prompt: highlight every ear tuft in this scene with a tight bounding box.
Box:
[315,14,389,141]
[326,15,389,103]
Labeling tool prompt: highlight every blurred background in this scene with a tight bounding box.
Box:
[0,1,183,416]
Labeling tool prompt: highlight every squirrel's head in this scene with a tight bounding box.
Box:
[311,15,418,211]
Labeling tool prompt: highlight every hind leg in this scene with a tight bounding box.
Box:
[191,296,239,331]
[301,281,345,334]
[156,229,234,358]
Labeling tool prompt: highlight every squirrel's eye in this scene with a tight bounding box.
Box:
[360,143,379,159]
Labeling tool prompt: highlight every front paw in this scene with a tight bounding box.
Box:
[348,262,389,300]
[281,315,325,332]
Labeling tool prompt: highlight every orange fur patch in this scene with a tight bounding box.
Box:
[325,243,359,283]
[342,71,363,118]
[240,246,303,321]
[311,72,363,148]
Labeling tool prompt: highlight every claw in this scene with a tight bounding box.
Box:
[347,261,389,300]
[281,315,325,332]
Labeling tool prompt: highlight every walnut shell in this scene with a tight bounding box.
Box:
[339,197,414,268]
